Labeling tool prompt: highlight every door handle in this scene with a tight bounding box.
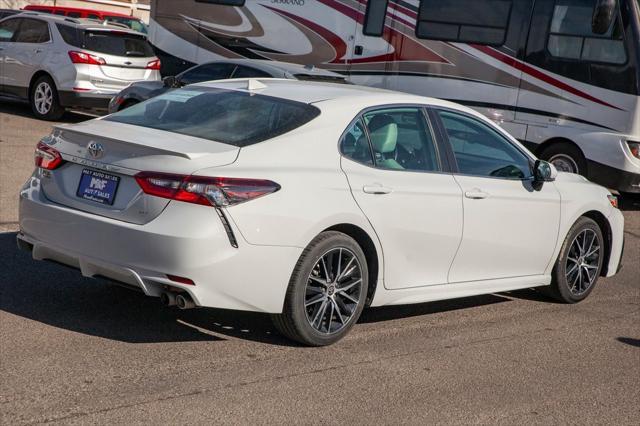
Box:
[34,49,42,53]
[363,184,392,195]
[354,45,363,55]
[464,189,489,199]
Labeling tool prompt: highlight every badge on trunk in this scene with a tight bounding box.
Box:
[87,141,105,159]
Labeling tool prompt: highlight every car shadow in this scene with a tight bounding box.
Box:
[1,231,524,346]
[616,337,640,348]
[0,97,96,123]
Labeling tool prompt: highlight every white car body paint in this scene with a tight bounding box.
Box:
[18,80,624,313]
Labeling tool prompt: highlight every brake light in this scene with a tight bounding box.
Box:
[134,172,280,207]
[35,141,64,170]
[68,51,106,66]
[628,141,640,159]
[146,59,161,70]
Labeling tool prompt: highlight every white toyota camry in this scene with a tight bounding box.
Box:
[18,79,624,346]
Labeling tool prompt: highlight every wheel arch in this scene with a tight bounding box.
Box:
[535,137,583,157]
[28,70,57,100]
[581,210,613,277]
[322,223,380,306]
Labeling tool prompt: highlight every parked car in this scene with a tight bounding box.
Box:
[108,59,349,113]
[22,5,147,33]
[18,79,624,346]
[0,9,20,20]
[0,13,160,120]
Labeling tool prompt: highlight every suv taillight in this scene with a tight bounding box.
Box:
[35,141,64,170]
[134,172,280,207]
[146,59,161,70]
[68,51,106,65]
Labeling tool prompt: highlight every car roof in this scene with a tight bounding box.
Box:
[9,12,145,34]
[191,78,471,111]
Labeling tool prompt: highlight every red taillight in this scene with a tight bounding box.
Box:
[146,59,161,70]
[68,51,106,66]
[134,172,280,207]
[35,141,64,170]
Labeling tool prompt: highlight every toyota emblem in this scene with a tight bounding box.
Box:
[87,141,105,159]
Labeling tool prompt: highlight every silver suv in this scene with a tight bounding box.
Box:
[0,12,160,120]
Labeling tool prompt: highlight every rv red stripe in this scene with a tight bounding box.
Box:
[470,44,622,110]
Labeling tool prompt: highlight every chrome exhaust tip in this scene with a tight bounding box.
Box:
[160,292,177,307]
[175,293,195,310]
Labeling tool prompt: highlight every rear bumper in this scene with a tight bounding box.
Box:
[58,91,114,111]
[18,175,301,313]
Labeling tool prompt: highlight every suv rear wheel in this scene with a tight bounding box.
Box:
[30,75,65,121]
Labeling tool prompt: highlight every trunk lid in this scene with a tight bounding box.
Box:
[41,120,239,224]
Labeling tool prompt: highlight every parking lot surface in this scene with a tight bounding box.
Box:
[1,101,639,425]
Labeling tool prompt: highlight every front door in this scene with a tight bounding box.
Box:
[340,106,463,289]
[434,109,561,283]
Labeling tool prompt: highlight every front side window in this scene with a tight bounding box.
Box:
[547,0,626,64]
[105,88,320,147]
[179,63,236,85]
[416,0,512,46]
[0,18,20,42]
[14,19,50,43]
[437,110,531,179]
[342,107,440,172]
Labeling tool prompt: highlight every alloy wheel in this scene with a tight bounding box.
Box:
[565,229,600,296]
[549,154,579,173]
[34,82,53,115]
[304,247,363,334]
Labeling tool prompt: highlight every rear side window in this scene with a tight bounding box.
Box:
[14,19,50,43]
[83,31,154,57]
[56,24,82,47]
[416,0,512,46]
[232,66,272,78]
[547,0,626,65]
[105,88,321,147]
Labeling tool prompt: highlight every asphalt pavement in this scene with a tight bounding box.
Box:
[1,99,639,425]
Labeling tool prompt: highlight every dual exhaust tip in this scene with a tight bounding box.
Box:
[160,291,195,309]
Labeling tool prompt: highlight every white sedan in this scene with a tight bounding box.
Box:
[18,79,625,346]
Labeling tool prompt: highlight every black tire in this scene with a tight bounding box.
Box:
[542,217,604,303]
[539,142,587,176]
[29,75,65,121]
[272,231,368,346]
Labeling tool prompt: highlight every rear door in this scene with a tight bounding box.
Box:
[341,106,463,289]
[81,30,158,89]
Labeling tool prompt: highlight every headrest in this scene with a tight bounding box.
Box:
[368,114,397,154]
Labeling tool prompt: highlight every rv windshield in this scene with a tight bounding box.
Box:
[105,87,321,146]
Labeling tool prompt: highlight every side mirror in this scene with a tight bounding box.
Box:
[162,75,180,88]
[592,0,617,35]
[534,160,557,183]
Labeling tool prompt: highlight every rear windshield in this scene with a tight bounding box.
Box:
[105,87,321,147]
[83,31,154,57]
